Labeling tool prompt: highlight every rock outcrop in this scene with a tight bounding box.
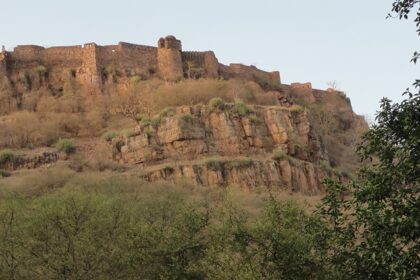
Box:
[112,94,362,194]
[0,150,61,171]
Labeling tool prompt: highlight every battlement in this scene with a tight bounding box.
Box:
[0,35,281,87]
[158,35,182,51]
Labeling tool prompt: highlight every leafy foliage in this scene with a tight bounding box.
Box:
[0,149,17,165]
[318,92,420,279]
[232,98,252,116]
[208,97,225,111]
[56,139,76,154]
[205,159,223,172]
[0,187,331,280]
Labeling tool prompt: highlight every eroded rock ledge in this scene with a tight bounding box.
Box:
[113,103,354,194]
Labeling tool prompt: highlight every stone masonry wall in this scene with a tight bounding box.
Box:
[97,43,158,76]
[0,35,281,89]
[182,51,219,79]
[222,63,281,85]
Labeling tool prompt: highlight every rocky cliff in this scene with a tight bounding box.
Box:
[110,86,366,194]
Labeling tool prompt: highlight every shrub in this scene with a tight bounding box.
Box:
[248,114,261,125]
[163,165,174,174]
[205,159,223,172]
[102,131,118,142]
[142,117,161,127]
[0,149,17,165]
[34,65,47,74]
[150,117,161,126]
[319,160,334,175]
[0,169,10,178]
[208,97,225,111]
[288,104,304,112]
[130,75,142,84]
[272,149,287,161]
[179,114,193,124]
[232,98,252,116]
[141,118,152,126]
[159,107,176,118]
[56,139,76,154]
[120,129,137,138]
[225,158,253,169]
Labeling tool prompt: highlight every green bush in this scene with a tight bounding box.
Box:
[0,149,18,165]
[179,114,193,124]
[248,114,261,125]
[34,65,47,74]
[130,75,142,84]
[150,117,161,126]
[102,131,119,142]
[120,129,137,138]
[205,159,223,172]
[272,149,287,161]
[162,165,174,174]
[225,158,253,169]
[55,139,76,154]
[208,97,225,111]
[159,107,176,118]
[232,98,252,116]
[288,104,304,112]
[0,169,10,178]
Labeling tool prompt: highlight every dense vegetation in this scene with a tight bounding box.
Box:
[0,177,331,280]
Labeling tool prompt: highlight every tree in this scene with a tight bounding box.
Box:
[388,0,420,64]
[318,2,420,279]
[319,92,420,279]
[112,88,157,124]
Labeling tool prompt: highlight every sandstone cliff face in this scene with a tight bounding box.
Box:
[117,104,320,164]
[112,101,356,194]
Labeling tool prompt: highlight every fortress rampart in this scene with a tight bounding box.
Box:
[0,35,281,89]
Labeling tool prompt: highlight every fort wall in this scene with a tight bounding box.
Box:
[0,35,281,89]
[221,63,281,85]
[9,45,84,69]
[181,51,219,78]
[97,43,157,72]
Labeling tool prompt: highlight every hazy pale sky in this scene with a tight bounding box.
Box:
[0,0,418,117]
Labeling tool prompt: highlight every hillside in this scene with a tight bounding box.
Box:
[0,36,367,195]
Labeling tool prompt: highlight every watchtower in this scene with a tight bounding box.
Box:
[157,35,183,81]
[0,46,8,75]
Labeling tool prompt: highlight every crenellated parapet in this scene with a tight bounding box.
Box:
[0,35,282,91]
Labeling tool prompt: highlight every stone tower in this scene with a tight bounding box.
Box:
[157,35,183,81]
[0,47,7,76]
[81,43,102,90]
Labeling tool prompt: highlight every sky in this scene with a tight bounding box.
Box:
[0,0,418,117]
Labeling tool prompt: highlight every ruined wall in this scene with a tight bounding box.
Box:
[42,46,84,68]
[204,51,219,78]
[181,51,219,78]
[220,63,281,86]
[290,82,316,103]
[97,43,158,77]
[8,45,84,69]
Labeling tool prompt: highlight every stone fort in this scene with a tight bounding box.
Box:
[0,35,280,90]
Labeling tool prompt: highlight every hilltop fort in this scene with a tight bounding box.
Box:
[0,35,367,194]
[0,35,280,90]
